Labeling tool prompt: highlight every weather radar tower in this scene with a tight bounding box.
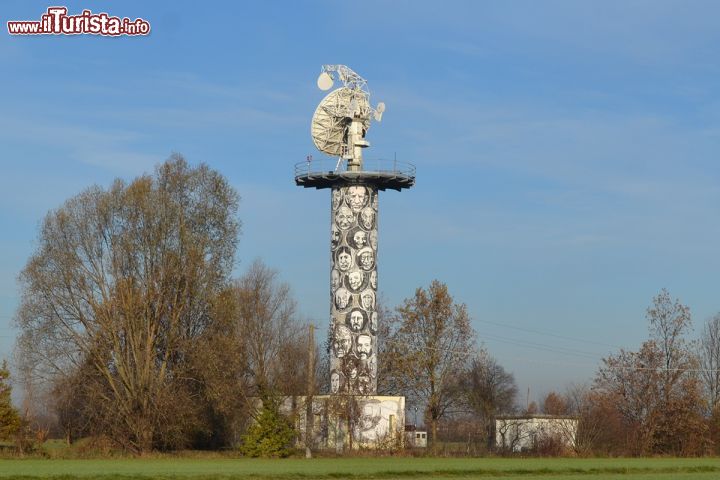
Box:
[295,65,415,396]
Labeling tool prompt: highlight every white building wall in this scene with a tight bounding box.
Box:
[495,416,578,452]
[274,395,405,450]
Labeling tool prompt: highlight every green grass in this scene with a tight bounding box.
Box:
[1,457,720,480]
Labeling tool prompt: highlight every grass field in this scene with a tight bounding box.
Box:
[1,457,720,480]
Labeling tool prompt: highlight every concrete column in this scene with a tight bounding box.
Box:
[329,185,378,395]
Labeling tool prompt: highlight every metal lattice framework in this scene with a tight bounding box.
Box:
[320,65,369,94]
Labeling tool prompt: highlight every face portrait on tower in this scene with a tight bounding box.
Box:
[331,269,341,292]
[358,374,371,394]
[360,289,375,311]
[345,269,365,293]
[331,224,340,250]
[334,287,352,311]
[332,189,343,211]
[330,370,342,393]
[370,311,378,334]
[368,354,377,378]
[336,205,354,230]
[359,207,375,230]
[371,190,379,210]
[369,230,378,251]
[356,334,372,359]
[333,325,352,358]
[346,185,368,212]
[347,227,367,250]
[346,308,367,332]
[357,247,375,271]
[369,270,378,290]
[335,247,353,272]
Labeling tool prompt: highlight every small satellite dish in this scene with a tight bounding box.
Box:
[317,72,334,91]
[373,102,385,121]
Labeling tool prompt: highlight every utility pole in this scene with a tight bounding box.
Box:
[305,323,315,458]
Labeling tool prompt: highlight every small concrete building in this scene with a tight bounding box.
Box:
[495,414,578,452]
[404,425,428,448]
[267,395,406,451]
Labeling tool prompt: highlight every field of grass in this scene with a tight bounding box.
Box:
[1,457,720,480]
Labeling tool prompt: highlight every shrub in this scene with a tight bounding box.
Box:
[240,403,296,458]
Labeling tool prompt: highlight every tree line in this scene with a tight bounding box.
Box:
[2,156,720,456]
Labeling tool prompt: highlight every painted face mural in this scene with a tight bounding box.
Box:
[357,334,372,359]
[357,247,374,271]
[347,270,364,292]
[352,230,367,249]
[358,374,371,394]
[329,185,379,395]
[369,230,378,251]
[346,186,368,212]
[347,308,366,332]
[369,354,377,378]
[333,325,352,358]
[336,206,354,230]
[331,224,340,250]
[330,370,341,394]
[361,289,375,311]
[332,189,343,211]
[334,287,351,310]
[360,207,375,230]
[336,247,353,272]
[331,269,341,292]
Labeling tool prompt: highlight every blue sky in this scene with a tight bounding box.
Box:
[1,1,719,403]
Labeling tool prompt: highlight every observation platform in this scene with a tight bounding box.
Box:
[294,158,415,191]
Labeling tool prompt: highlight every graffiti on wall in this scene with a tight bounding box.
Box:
[330,185,378,395]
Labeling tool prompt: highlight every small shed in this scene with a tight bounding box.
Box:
[404,425,428,448]
[495,414,578,452]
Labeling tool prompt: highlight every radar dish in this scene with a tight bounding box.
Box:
[311,87,371,156]
[373,102,386,121]
[317,72,334,91]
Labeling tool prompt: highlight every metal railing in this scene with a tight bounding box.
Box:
[294,158,416,179]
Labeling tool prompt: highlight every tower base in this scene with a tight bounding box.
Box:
[263,395,406,451]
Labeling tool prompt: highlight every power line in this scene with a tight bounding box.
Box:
[476,318,622,350]
[386,334,720,373]
[480,332,601,361]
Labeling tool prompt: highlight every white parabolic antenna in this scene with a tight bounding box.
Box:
[311,87,370,156]
[311,65,386,164]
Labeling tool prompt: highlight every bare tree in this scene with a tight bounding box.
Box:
[647,289,696,405]
[541,391,569,415]
[460,351,517,449]
[232,260,306,399]
[563,383,612,455]
[383,280,476,450]
[700,313,720,411]
[14,156,240,452]
[594,290,707,455]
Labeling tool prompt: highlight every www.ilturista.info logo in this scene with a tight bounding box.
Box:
[7,7,150,36]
